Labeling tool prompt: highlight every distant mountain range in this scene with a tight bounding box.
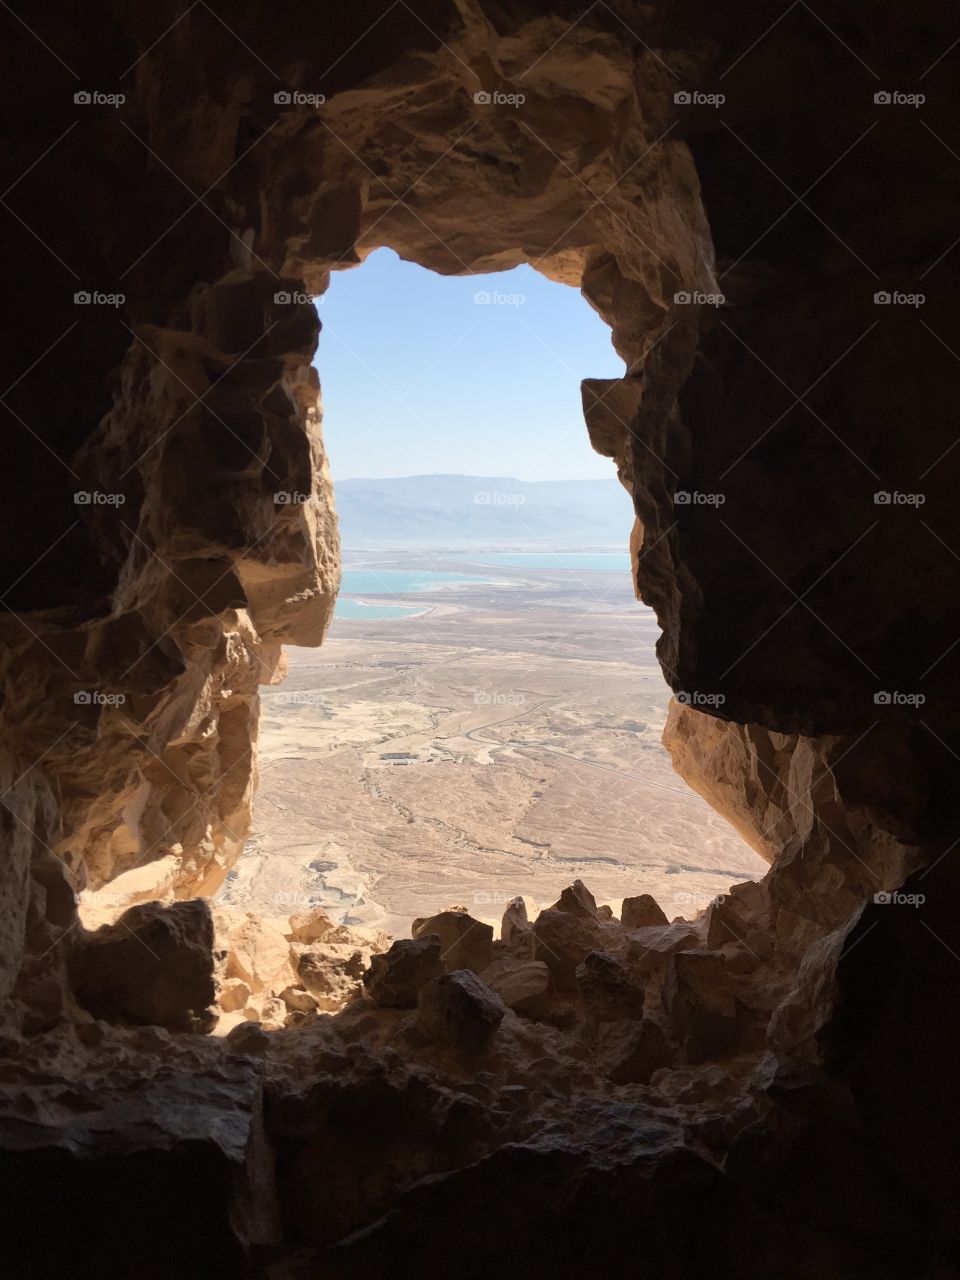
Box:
[334,474,633,547]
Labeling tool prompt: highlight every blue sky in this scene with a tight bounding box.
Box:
[315,248,625,481]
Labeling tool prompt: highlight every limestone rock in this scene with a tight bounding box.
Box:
[548,879,598,920]
[259,995,286,1027]
[482,958,555,1020]
[705,880,771,951]
[621,894,669,929]
[746,929,775,962]
[417,970,506,1054]
[216,909,293,995]
[219,977,251,1014]
[626,921,702,981]
[596,1017,672,1084]
[500,896,529,944]
[298,946,366,1010]
[280,985,319,1015]
[533,910,601,992]
[575,951,644,1033]
[72,899,216,1033]
[20,976,64,1036]
[0,1048,269,1276]
[663,702,795,863]
[225,1021,270,1056]
[664,951,738,1064]
[286,908,334,944]
[411,910,493,973]
[362,937,443,1008]
[720,944,759,977]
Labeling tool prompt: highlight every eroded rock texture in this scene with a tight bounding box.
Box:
[1,0,959,1275]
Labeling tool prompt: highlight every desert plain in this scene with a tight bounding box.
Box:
[218,552,766,937]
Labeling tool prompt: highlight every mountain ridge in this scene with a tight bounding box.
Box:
[333,474,633,547]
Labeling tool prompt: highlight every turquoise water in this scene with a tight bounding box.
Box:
[334,556,630,618]
[340,569,493,593]
[335,567,495,618]
[335,599,423,619]
[459,552,631,571]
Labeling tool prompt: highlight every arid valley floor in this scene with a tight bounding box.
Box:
[218,552,765,936]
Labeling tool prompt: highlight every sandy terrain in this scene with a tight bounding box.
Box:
[218,556,766,936]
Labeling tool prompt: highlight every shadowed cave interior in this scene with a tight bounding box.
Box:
[1,3,960,1278]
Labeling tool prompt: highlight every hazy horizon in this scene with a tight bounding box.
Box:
[333,473,633,547]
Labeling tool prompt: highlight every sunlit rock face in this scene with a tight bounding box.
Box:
[0,1,958,1274]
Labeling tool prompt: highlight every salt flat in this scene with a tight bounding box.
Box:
[219,554,766,936]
